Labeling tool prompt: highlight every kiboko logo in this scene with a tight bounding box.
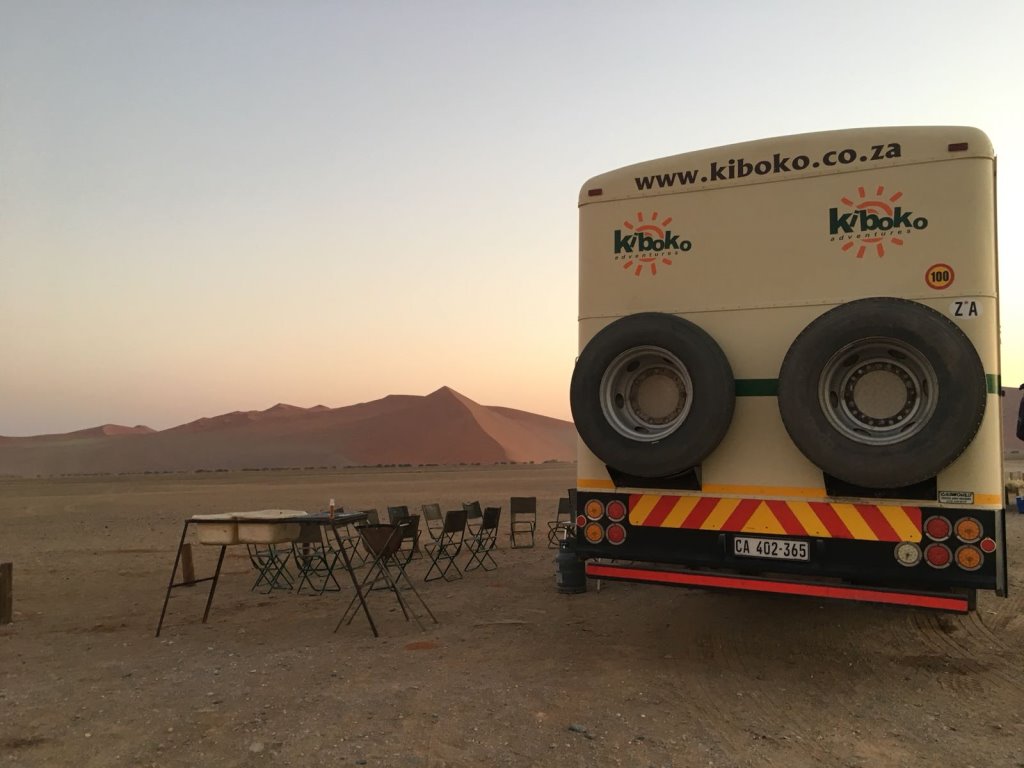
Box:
[613,211,692,276]
[828,185,928,258]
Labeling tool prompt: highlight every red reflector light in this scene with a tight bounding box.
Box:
[924,516,951,541]
[606,500,627,522]
[606,523,626,545]
[948,142,969,152]
[924,543,952,569]
[575,514,587,528]
[587,188,603,197]
[979,537,997,554]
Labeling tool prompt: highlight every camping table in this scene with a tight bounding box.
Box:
[155,510,377,637]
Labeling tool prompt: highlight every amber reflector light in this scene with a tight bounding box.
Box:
[584,522,604,544]
[954,517,981,543]
[955,546,983,571]
[585,500,604,521]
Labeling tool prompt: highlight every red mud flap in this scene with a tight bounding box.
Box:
[585,562,973,613]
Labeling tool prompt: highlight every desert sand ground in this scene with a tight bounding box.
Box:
[2,462,1023,768]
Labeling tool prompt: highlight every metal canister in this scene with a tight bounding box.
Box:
[555,538,586,594]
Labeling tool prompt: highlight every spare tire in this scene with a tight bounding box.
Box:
[777,298,986,489]
[570,313,735,478]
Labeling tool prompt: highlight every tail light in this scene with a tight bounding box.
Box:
[924,543,952,569]
[924,516,951,541]
[606,500,627,522]
[578,497,629,545]
[606,523,627,545]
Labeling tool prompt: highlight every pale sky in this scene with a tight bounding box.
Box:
[2,0,1023,436]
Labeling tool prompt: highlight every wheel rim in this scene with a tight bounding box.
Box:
[600,345,693,442]
[818,337,938,446]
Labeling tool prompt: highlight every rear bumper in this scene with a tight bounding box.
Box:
[587,561,976,613]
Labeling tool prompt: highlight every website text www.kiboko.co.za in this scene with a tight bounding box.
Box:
[634,143,902,190]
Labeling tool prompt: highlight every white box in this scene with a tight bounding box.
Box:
[235,509,307,545]
[190,513,240,545]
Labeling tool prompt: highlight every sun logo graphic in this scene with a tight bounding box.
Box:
[612,211,692,276]
[828,185,929,258]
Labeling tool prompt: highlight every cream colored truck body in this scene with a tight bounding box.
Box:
[572,127,1004,610]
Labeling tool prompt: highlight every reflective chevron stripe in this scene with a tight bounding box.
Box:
[627,494,921,542]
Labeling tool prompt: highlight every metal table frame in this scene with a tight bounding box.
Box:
[155,511,377,637]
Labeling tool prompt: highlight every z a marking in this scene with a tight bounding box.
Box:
[951,300,981,318]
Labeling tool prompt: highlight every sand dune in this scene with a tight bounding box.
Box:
[0,388,576,476]
[6,386,1023,478]
[8,423,158,441]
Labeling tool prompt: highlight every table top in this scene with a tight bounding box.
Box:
[188,510,367,525]
[289,511,367,525]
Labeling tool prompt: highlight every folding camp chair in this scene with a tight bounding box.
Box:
[386,505,410,524]
[424,509,467,582]
[291,521,343,594]
[236,511,311,593]
[336,521,367,569]
[246,544,294,593]
[396,514,422,564]
[420,503,444,543]
[465,507,501,572]
[323,506,367,569]
[360,508,381,526]
[462,500,483,536]
[348,509,380,563]
[336,524,437,632]
[547,496,574,548]
[509,496,537,548]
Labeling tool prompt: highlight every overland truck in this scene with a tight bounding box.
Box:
[569,126,1007,613]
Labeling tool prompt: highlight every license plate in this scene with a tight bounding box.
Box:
[733,536,809,562]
